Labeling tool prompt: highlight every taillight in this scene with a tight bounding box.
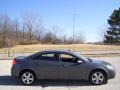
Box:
[12,58,17,65]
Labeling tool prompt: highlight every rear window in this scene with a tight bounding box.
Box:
[33,53,59,61]
[41,53,54,60]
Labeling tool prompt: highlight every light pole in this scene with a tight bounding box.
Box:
[73,14,75,44]
[73,13,80,44]
[73,13,78,44]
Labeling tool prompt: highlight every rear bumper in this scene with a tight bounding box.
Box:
[11,66,20,78]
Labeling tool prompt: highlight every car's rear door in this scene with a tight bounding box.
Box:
[33,52,62,79]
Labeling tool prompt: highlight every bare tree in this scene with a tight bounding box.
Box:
[21,12,43,41]
[0,14,14,47]
[0,13,86,47]
[13,20,20,41]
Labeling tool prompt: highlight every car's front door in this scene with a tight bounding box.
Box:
[59,53,86,80]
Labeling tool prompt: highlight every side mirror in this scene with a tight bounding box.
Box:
[77,60,83,63]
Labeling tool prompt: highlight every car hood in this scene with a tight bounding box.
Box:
[91,59,111,65]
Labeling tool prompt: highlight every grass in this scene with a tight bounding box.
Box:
[0,44,120,53]
[0,44,120,59]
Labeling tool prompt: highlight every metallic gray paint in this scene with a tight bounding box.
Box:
[11,50,116,81]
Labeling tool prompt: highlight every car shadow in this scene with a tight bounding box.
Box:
[0,75,21,86]
[0,75,92,87]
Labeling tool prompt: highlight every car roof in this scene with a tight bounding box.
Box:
[40,50,73,54]
[27,50,77,59]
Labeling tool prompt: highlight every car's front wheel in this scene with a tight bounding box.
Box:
[89,70,107,85]
[20,71,35,85]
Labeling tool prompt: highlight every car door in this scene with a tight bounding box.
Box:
[59,53,87,80]
[33,52,62,79]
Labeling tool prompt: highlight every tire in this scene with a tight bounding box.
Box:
[20,71,35,85]
[89,70,108,85]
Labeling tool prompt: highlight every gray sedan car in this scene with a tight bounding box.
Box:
[11,50,116,85]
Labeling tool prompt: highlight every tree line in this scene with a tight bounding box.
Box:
[0,7,119,48]
[0,13,85,48]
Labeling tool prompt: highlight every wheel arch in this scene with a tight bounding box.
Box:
[89,68,108,80]
[19,69,36,79]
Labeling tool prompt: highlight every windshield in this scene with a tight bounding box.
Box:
[73,52,90,62]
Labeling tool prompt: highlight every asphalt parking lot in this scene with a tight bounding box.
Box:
[0,57,120,90]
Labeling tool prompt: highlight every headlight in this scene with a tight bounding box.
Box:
[106,65,114,70]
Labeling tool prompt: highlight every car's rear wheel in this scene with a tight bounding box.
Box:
[89,70,107,85]
[20,71,35,85]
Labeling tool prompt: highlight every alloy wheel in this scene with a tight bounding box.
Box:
[91,72,104,84]
[21,72,35,85]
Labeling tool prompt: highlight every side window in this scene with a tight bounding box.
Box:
[39,53,59,61]
[33,53,56,61]
[60,54,77,63]
[41,53,54,60]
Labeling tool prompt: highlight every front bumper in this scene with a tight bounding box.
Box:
[107,69,116,79]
